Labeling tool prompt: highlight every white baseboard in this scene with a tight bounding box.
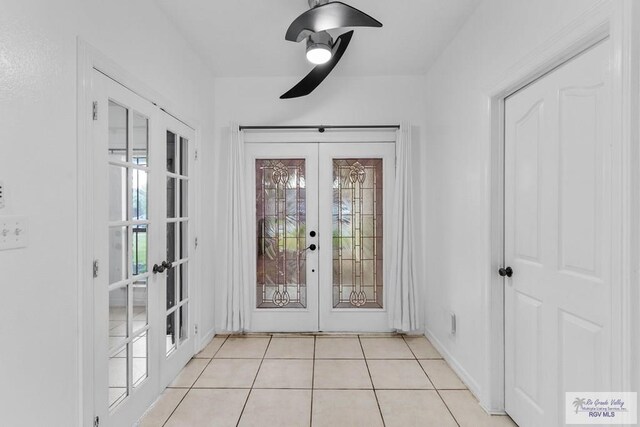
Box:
[423,327,507,415]
[197,328,216,353]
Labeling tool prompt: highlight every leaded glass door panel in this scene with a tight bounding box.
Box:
[247,143,319,332]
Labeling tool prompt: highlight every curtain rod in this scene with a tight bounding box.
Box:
[239,124,400,132]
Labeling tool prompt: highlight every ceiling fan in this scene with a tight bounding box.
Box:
[280,0,383,99]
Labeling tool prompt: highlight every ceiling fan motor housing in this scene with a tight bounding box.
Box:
[307,31,334,49]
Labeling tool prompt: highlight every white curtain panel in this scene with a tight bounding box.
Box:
[387,122,419,332]
[221,123,252,332]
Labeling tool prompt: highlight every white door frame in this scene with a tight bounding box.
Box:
[77,39,202,426]
[242,129,397,333]
[486,0,639,414]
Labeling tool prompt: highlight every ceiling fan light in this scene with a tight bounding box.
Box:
[306,43,332,65]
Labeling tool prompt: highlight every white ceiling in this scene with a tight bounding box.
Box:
[155,0,481,78]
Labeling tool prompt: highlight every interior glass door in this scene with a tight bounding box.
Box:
[159,114,196,386]
[93,71,159,426]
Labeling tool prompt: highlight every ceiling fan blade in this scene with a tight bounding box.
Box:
[281,31,353,99]
[285,2,381,43]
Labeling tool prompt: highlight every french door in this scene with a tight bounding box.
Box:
[159,115,196,388]
[246,141,395,332]
[92,71,196,426]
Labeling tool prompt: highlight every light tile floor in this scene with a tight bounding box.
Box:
[138,334,518,427]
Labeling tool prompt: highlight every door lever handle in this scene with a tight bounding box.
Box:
[302,244,317,252]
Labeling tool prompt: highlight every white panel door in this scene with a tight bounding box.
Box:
[504,39,614,427]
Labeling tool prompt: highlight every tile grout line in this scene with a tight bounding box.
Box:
[235,334,273,427]
[358,335,386,427]
[309,335,316,427]
[161,335,230,427]
[402,335,461,427]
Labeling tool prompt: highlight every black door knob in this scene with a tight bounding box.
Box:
[498,266,513,278]
[153,261,174,274]
[308,244,317,251]
[310,231,317,237]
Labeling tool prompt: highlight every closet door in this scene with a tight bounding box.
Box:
[504,39,616,426]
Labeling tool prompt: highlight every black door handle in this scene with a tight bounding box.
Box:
[308,244,317,251]
[498,266,513,278]
[153,261,174,274]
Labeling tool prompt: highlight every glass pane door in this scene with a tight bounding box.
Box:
[165,131,190,355]
[160,114,196,387]
[318,143,395,332]
[246,143,319,332]
[93,71,159,426]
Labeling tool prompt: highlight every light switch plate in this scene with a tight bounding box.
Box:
[0,216,28,251]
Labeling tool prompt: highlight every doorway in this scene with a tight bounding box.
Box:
[246,141,395,332]
[90,70,197,426]
[502,38,617,426]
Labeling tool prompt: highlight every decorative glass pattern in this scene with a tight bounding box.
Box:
[333,159,383,308]
[255,159,307,308]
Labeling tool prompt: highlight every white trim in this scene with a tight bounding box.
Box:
[423,328,488,412]
[196,328,216,354]
[486,0,637,414]
[76,38,93,427]
[86,45,199,131]
[242,129,397,144]
[76,38,203,426]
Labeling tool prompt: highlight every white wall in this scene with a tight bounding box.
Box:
[0,1,216,425]
[211,75,426,331]
[421,0,612,411]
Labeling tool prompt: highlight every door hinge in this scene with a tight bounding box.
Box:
[195,324,198,335]
[94,416,99,427]
[195,150,199,161]
[93,260,99,278]
[92,101,98,121]
[195,237,199,249]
